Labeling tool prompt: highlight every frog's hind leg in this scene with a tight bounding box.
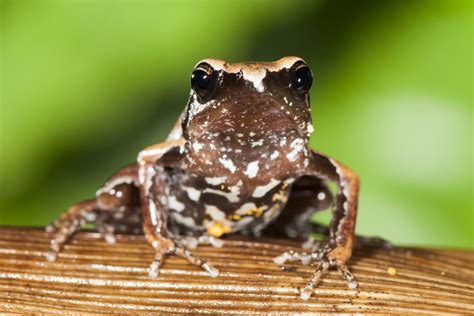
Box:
[261,176,333,240]
[45,163,140,261]
[262,176,389,249]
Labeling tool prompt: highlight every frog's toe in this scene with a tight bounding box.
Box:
[45,217,84,262]
[96,220,117,244]
[147,237,219,278]
[300,261,330,300]
[273,244,357,300]
[299,259,357,300]
[174,246,219,277]
[148,248,219,278]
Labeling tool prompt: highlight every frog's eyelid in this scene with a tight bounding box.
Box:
[196,57,306,73]
[274,56,307,71]
[194,58,226,71]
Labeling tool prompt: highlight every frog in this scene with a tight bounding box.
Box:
[46,57,361,300]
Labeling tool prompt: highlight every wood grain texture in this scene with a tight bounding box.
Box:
[0,227,472,314]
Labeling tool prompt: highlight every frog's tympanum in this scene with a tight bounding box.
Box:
[47,57,360,299]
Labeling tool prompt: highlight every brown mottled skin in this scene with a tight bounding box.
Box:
[46,57,361,299]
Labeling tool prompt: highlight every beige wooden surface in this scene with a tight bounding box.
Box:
[0,227,472,314]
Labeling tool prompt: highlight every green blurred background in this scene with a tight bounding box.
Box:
[1,0,472,248]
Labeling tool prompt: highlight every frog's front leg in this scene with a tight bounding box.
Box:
[274,150,360,300]
[138,141,219,278]
[46,164,140,260]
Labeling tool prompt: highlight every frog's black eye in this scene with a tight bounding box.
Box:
[290,63,313,97]
[191,63,217,101]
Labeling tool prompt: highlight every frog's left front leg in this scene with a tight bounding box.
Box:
[138,141,219,278]
[274,150,360,300]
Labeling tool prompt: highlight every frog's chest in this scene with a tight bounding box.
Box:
[160,170,293,236]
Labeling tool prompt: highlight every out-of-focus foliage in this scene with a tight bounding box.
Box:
[1,0,472,248]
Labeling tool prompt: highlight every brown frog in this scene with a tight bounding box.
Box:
[46,57,361,300]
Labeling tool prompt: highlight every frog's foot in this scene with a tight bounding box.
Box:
[177,234,224,250]
[96,220,116,245]
[273,242,357,300]
[45,200,98,262]
[147,235,219,279]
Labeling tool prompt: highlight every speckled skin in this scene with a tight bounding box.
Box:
[46,57,360,300]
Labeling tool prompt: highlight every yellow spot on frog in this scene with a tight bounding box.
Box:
[228,214,242,220]
[272,191,288,203]
[207,221,232,237]
[243,205,267,217]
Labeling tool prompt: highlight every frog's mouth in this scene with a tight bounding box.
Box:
[204,95,306,138]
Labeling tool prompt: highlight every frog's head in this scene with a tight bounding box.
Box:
[183,57,314,147]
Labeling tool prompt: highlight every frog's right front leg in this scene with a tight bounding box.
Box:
[138,141,219,278]
[46,163,140,261]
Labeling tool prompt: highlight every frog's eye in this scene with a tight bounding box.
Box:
[290,63,313,97]
[191,63,217,101]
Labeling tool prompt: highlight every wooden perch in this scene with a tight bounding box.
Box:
[0,227,472,313]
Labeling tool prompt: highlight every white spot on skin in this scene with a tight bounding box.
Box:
[307,123,314,135]
[171,212,197,228]
[244,161,259,178]
[159,196,167,205]
[235,202,257,215]
[242,68,267,92]
[182,186,201,202]
[185,92,215,126]
[249,132,256,137]
[203,186,240,203]
[252,179,281,198]
[205,205,226,220]
[96,177,136,197]
[328,157,352,237]
[149,201,159,226]
[270,151,279,160]
[205,176,227,185]
[286,138,305,162]
[219,157,236,173]
[251,139,264,147]
[168,196,185,212]
[192,142,203,152]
